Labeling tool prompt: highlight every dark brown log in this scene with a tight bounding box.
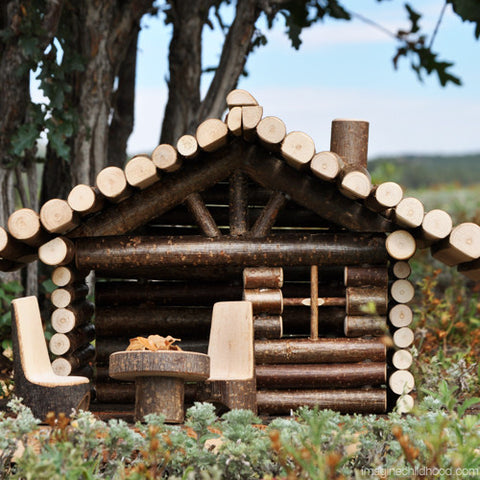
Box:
[0,227,36,262]
[254,315,283,339]
[330,119,369,169]
[243,289,283,314]
[75,233,388,273]
[255,338,386,364]
[391,261,411,279]
[51,301,95,334]
[49,324,95,356]
[95,281,242,306]
[243,267,284,289]
[67,185,105,216]
[243,146,393,233]
[256,362,386,389]
[257,389,387,415]
[344,266,388,288]
[229,170,249,235]
[346,287,388,316]
[51,265,87,287]
[344,315,387,337]
[282,297,346,307]
[69,143,243,238]
[94,381,135,404]
[184,193,221,237]
[8,208,51,247]
[40,199,80,234]
[458,257,480,282]
[250,191,288,238]
[39,237,75,266]
[310,265,319,340]
[51,344,96,376]
[51,284,89,309]
[94,306,212,337]
[282,307,345,336]
[0,258,24,272]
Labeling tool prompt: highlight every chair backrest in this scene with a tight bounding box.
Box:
[207,301,254,381]
[12,296,55,380]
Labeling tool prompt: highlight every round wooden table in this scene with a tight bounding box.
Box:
[109,350,210,423]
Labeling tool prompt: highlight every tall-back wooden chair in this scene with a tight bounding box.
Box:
[11,296,91,420]
[207,301,256,412]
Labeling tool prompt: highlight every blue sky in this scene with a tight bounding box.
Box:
[129,0,480,158]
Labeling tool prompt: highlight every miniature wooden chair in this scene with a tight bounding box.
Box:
[11,296,91,420]
[207,301,257,412]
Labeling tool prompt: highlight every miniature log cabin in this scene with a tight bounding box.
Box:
[3,89,480,418]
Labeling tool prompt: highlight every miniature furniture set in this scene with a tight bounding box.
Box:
[3,89,480,420]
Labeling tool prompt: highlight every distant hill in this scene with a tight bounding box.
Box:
[369,153,480,189]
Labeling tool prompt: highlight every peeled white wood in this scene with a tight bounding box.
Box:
[40,199,80,234]
[208,301,254,380]
[389,370,415,395]
[52,266,83,287]
[242,105,263,131]
[96,166,131,202]
[226,89,258,107]
[396,394,414,413]
[458,258,480,282]
[51,308,76,334]
[281,131,315,169]
[196,118,229,152]
[256,116,286,148]
[386,230,416,260]
[51,357,73,376]
[67,184,104,215]
[432,222,480,266]
[310,151,343,181]
[365,182,403,211]
[226,106,242,136]
[392,349,413,370]
[392,261,411,279]
[49,333,71,355]
[391,279,415,303]
[38,237,75,266]
[339,169,372,199]
[152,144,182,172]
[389,304,413,328]
[393,327,414,348]
[176,134,199,159]
[8,208,49,247]
[394,197,424,228]
[421,209,452,241]
[51,289,73,309]
[125,154,160,188]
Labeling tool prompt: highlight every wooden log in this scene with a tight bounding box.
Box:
[256,116,286,148]
[94,305,212,337]
[0,227,36,262]
[0,258,25,272]
[96,166,132,203]
[330,119,369,169]
[393,197,424,228]
[396,394,414,413]
[243,267,284,289]
[176,134,199,159]
[49,324,95,356]
[346,287,388,315]
[229,170,249,236]
[283,297,346,307]
[152,144,182,173]
[249,191,288,238]
[256,362,386,389]
[280,307,345,336]
[431,222,480,266]
[242,105,263,141]
[75,233,388,272]
[458,258,480,282]
[196,118,228,152]
[226,106,242,136]
[69,143,243,238]
[51,301,95,334]
[392,349,413,370]
[257,389,387,415]
[39,237,75,266]
[393,327,414,348]
[338,167,372,200]
[389,304,413,328]
[391,261,411,279]
[95,280,242,307]
[280,131,315,169]
[310,151,344,181]
[420,209,452,243]
[40,199,80,234]
[390,279,415,304]
[344,315,387,337]
[51,283,89,308]
[94,381,135,404]
[255,338,386,364]
[8,208,51,247]
[67,184,105,216]
[388,370,414,395]
[243,289,283,314]
[386,230,416,260]
[185,193,221,237]
[52,265,87,287]
[364,182,403,212]
[254,315,283,339]
[124,154,160,189]
[344,266,388,288]
[310,265,319,340]
[243,146,394,233]
[226,89,258,107]
[51,344,96,376]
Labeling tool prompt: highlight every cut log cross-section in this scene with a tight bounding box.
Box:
[67,185,105,216]
[281,131,315,170]
[51,283,89,309]
[152,144,182,173]
[39,237,75,266]
[432,222,480,266]
[256,116,286,149]
[196,118,229,152]
[8,208,51,247]
[39,199,80,234]
[51,301,95,334]
[125,154,160,189]
[310,151,344,182]
[96,166,132,203]
[0,227,36,262]
[176,135,199,159]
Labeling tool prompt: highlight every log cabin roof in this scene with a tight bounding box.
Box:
[1,89,480,281]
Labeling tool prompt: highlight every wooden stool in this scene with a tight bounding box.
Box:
[109,350,209,423]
